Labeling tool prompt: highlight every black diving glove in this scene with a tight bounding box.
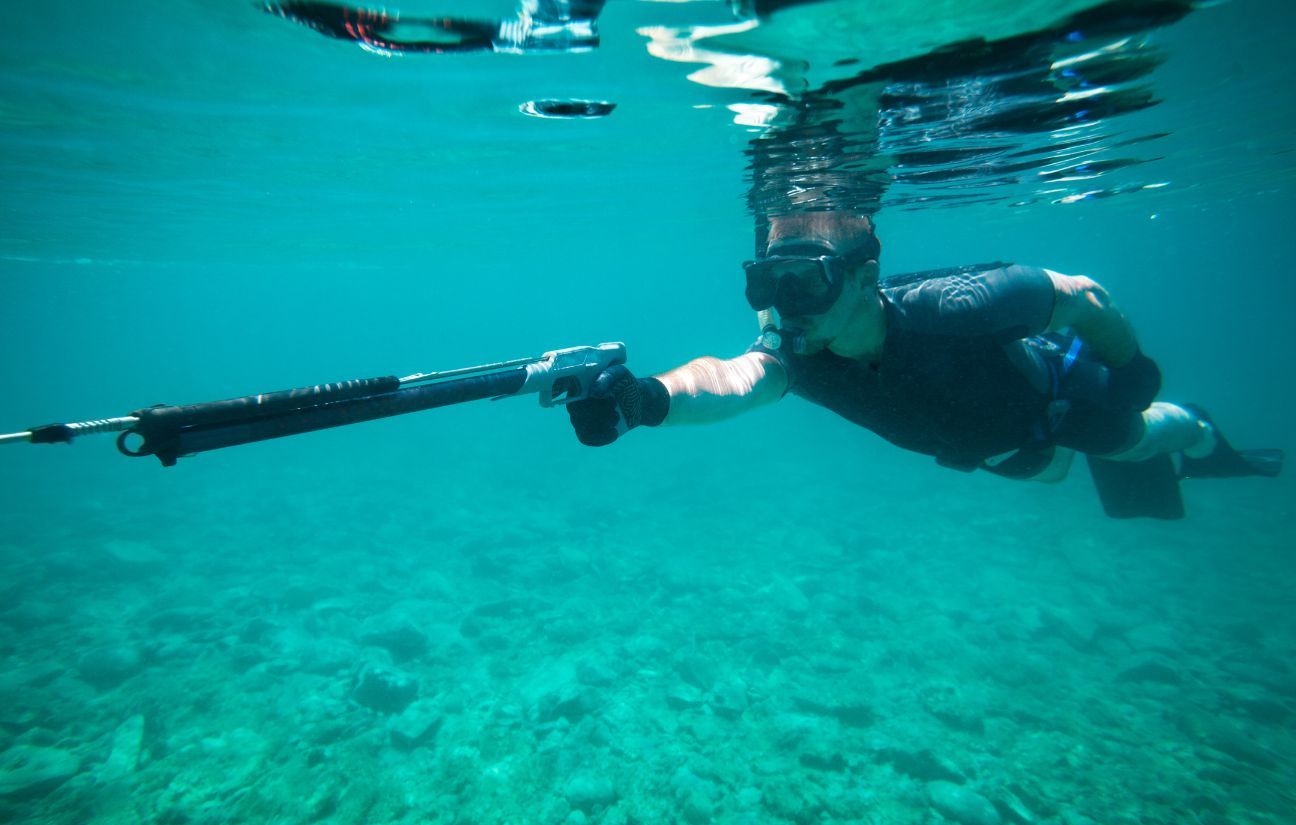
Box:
[1107,349,1161,411]
[567,365,670,447]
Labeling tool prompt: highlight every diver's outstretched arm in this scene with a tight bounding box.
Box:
[565,352,786,446]
[654,352,788,425]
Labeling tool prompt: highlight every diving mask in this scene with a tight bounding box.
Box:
[743,241,868,317]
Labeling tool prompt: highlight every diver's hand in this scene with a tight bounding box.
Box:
[567,365,669,446]
[1107,349,1161,411]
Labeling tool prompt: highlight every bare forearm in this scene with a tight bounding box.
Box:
[1072,309,1138,366]
[1046,271,1139,366]
[655,353,786,425]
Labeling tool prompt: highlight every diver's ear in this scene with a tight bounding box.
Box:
[856,260,880,287]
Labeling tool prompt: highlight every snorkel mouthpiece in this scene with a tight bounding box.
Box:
[758,314,809,355]
[787,328,809,355]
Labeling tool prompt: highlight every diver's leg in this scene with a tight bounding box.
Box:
[982,445,1077,483]
[1047,400,1181,518]
[1032,447,1076,483]
[1103,402,1213,463]
[1059,403,1184,519]
[1106,402,1282,478]
[1175,405,1283,479]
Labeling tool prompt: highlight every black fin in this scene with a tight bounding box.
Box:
[1177,405,1284,480]
[1087,454,1184,520]
[1181,448,1284,479]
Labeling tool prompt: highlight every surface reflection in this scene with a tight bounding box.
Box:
[270,0,1199,214]
[267,0,606,56]
[677,0,1198,222]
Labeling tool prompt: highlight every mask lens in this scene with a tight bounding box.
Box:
[768,258,825,283]
[776,261,835,316]
[744,264,775,310]
[779,263,832,299]
[744,256,841,314]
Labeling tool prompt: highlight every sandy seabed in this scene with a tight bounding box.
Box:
[2,443,1293,825]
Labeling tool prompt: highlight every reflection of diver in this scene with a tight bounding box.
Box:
[564,1,1282,520]
[740,0,1195,218]
[267,0,606,54]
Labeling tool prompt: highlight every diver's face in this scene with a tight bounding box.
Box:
[779,262,872,352]
[762,213,880,352]
[762,245,877,353]
[756,212,881,349]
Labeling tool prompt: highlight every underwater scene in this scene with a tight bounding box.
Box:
[1,0,1293,823]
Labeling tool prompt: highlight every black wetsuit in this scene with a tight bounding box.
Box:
[754,264,1142,474]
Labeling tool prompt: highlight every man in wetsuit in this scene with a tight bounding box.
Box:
[565,211,1282,519]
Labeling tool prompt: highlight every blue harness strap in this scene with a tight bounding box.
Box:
[1062,335,1084,376]
[984,333,1084,479]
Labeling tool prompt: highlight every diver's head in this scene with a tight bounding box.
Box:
[764,211,881,267]
[746,211,881,352]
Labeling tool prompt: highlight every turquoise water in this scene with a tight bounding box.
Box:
[2,1,1294,823]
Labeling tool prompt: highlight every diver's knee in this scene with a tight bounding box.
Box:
[987,446,1076,483]
[1031,447,1076,483]
[1105,402,1212,462]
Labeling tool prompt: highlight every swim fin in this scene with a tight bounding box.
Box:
[1086,454,1185,520]
[1177,405,1284,480]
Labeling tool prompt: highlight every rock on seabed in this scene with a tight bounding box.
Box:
[564,773,617,812]
[78,644,145,689]
[927,780,1001,825]
[351,666,418,714]
[0,745,80,800]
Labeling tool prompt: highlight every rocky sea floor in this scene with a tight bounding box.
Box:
[1,443,1293,825]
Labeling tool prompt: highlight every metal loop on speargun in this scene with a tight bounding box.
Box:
[116,429,151,458]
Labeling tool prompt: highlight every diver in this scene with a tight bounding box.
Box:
[565,210,1282,519]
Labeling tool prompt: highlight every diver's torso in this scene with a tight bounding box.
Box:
[782,265,1054,465]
